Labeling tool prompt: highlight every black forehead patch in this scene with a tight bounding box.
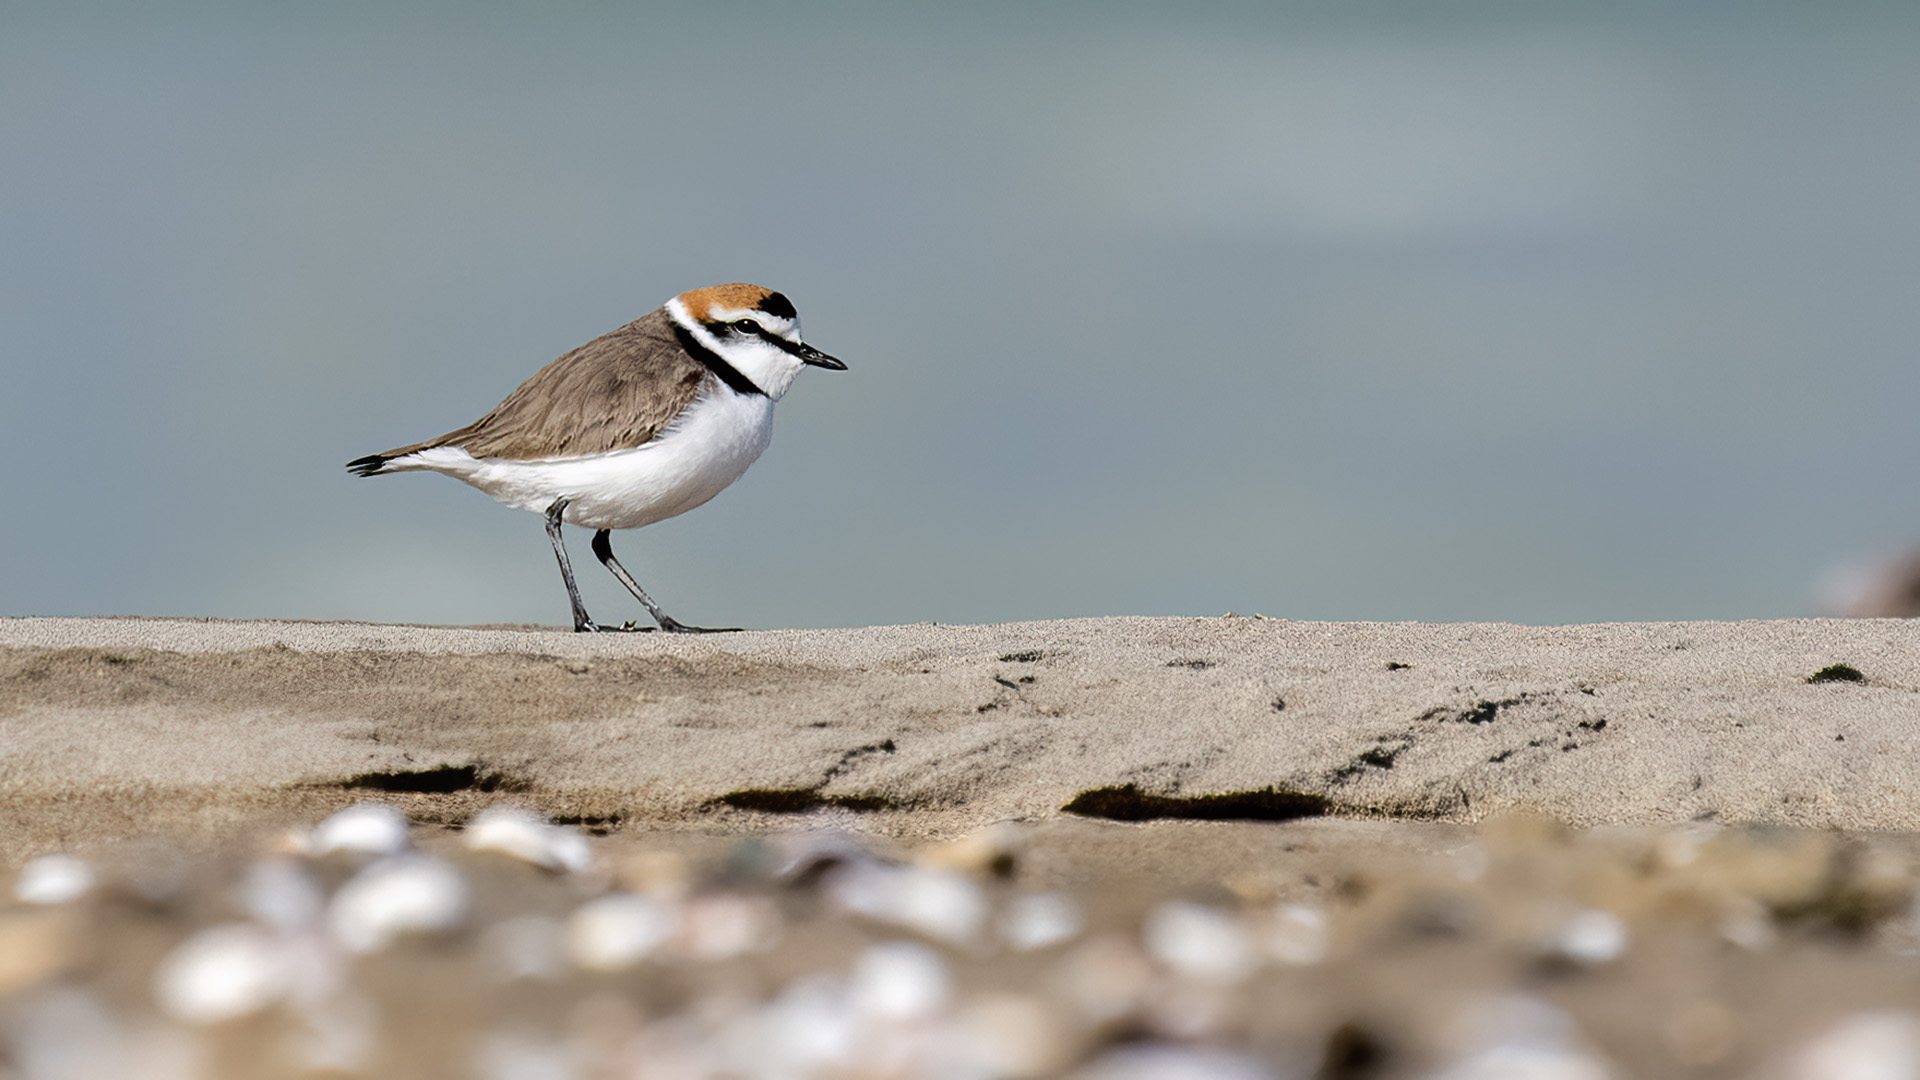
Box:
[758,291,797,321]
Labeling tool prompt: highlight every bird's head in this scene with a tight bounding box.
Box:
[666,283,846,400]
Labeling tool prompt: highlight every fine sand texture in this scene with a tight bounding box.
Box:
[1,616,1918,859]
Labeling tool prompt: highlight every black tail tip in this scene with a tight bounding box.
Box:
[346,454,389,477]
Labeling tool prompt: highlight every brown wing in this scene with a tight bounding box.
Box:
[381,309,710,462]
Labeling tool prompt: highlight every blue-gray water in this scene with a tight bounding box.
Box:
[4,3,1917,628]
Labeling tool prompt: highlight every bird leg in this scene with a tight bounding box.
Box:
[591,529,739,633]
[545,497,604,633]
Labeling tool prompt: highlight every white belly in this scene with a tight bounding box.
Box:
[398,388,776,530]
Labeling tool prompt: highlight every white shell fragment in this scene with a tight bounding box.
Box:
[829,862,988,947]
[15,854,95,905]
[464,807,593,873]
[1001,891,1085,951]
[1551,909,1628,966]
[1793,1011,1920,1080]
[567,893,679,972]
[848,941,952,1022]
[328,856,469,953]
[153,923,293,1024]
[310,803,412,857]
[1142,901,1258,984]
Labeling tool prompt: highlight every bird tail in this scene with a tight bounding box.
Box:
[346,453,396,477]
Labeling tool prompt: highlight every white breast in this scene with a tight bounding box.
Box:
[399,386,777,531]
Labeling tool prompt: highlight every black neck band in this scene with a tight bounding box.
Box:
[673,323,767,397]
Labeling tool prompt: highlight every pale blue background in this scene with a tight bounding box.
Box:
[4,2,1917,628]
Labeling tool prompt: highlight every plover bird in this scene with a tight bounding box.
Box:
[347,283,846,632]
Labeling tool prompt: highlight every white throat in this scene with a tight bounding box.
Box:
[665,297,806,400]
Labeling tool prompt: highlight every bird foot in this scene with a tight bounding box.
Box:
[570,617,738,634]
[653,616,742,634]
[572,619,640,633]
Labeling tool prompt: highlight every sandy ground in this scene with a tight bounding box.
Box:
[4,616,1920,1079]
[2,616,1919,858]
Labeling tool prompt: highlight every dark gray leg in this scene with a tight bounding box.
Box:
[591,529,739,633]
[545,498,601,633]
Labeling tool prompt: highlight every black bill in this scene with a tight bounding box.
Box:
[795,341,848,370]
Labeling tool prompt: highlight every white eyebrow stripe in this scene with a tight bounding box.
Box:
[703,304,801,340]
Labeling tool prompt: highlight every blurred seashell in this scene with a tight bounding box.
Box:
[567,893,679,971]
[1264,903,1330,966]
[153,923,292,1024]
[310,802,411,857]
[617,848,693,899]
[328,856,468,953]
[829,862,987,947]
[1790,1011,1920,1080]
[917,822,1023,879]
[240,857,324,932]
[1433,995,1614,1080]
[1549,909,1627,966]
[769,830,876,883]
[742,973,859,1074]
[1428,1041,1614,1080]
[847,941,951,1022]
[676,893,781,961]
[275,931,346,1004]
[1142,901,1258,984]
[15,854,95,905]
[1071,1044,1276,1080]
[1001,891,1084,951]
[464,807,593,873]
[1144,978,1241,1042]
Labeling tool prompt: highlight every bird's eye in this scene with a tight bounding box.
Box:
[731,320,759,335]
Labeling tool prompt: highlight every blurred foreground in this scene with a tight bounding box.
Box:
[4,809,1920,1079]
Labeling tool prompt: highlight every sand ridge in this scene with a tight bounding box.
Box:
[0,616,1917,858]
